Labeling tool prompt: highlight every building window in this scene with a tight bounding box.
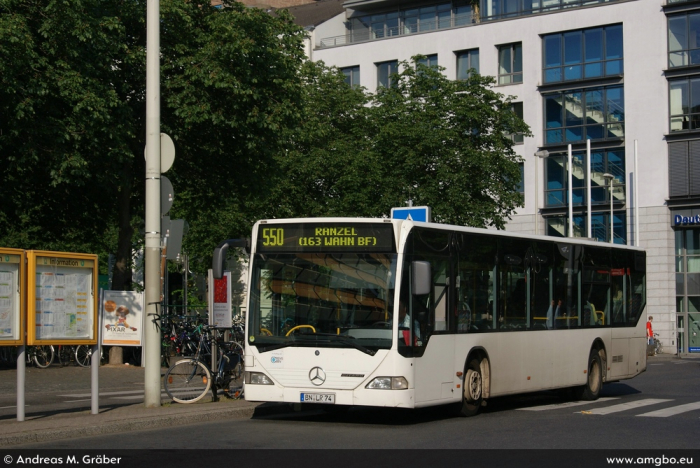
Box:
[670,78,700,132]
[543,25,623,84]
[510,102,524,144]
[417,54,439,69]
[543,86,624,144]
[545,212,626,244]
[341,66,360,88]
[669,140,700,197]
[544,149,625,208]
[668,13,700,68]
[377,60,399,88]
[403,4,452,34]
[498,43,522,85]
[517,163,525,197]
[370,12,400,39]
[456,49,480,80]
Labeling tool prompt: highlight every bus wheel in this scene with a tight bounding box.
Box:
[456,358,484,417]
[574,348,602,401]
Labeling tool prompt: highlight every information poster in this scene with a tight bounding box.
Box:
[0,248,24,344]
[27,251,98,345]
[208,269,232,328]
[102,290,144,346]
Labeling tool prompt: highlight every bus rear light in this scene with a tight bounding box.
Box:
[246,372,273,385]
[366,377,408,390]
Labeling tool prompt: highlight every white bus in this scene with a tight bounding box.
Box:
[214,217,646,416]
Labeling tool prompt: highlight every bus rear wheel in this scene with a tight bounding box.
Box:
[574,348,602,401]
[456,358,484,417]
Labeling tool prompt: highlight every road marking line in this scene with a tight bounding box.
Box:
[517,397,618,411]
[580,399,672,415]
[58,389,145,398]
[637,401,700,418]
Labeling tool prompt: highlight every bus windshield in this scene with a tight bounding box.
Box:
[248,252,397,353]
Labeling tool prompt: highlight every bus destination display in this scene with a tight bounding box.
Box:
[257,223,395,253]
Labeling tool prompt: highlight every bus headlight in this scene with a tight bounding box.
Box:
[366,377,408,390]
[245,372,274,385]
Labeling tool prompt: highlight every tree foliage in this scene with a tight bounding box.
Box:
[272,58,529,229]
[0,0,306,281]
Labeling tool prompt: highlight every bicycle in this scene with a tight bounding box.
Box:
[163,325,244,404]
[653,333,663,355]
[26,345,55,368]
[74,345,104,367]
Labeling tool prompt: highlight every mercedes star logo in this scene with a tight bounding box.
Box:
[309,367,326,386]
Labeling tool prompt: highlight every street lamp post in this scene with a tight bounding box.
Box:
[603,173,614,244]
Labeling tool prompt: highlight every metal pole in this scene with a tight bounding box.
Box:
[91,343,100,414]
[184,254,188,317]
[610,177,614,244]
[603,173,614,244]
[144,0,162,408]
[568,144,573,238]
[17,345,25,422]
[635,140,640,247]
[586,139,591,238]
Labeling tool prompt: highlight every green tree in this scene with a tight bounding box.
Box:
[0,0,307,282]
[272,57,530,229]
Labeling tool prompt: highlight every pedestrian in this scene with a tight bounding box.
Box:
[646,316,654,345]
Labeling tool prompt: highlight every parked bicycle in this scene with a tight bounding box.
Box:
[163,325,244,404]
[26,345,55,368]
[74,345,104,367]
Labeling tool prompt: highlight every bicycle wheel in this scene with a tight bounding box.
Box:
[164,359,212,404]
[32,346,55,368]
[74,345,93,367]
[656,340,663,355]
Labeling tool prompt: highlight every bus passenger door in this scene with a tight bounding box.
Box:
[411,253,456,404]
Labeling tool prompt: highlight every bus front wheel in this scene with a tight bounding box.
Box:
[574,348,603,401]
[456,358,484,417]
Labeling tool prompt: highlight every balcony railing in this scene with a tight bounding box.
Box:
[317,0,621,49]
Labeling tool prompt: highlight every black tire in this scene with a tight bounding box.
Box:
[164,359,211,404]
[574,348,603,401]
[32,346,54,368]
[456,358,485,417]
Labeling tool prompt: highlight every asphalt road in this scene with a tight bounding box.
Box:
[14,356,700,450]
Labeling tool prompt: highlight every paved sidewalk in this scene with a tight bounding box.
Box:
[0,364,263,448]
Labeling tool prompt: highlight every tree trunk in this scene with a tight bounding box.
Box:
[109,159,134,365]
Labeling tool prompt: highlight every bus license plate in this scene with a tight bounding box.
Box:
[300,393,335,404]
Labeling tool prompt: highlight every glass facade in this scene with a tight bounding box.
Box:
[544,149,625,208]
[668,13,700,68]
[545,212,626,244]
[543,25,623,84]
[675,227,700,353]
[669,77,700,132]
[543,86,624,144]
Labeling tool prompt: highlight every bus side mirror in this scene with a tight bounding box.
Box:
[412,261,432,296]
[212,238,249,279]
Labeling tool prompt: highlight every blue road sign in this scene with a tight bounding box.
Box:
[391,206,432,223]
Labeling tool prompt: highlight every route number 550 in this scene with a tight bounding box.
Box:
[262,228,284,247]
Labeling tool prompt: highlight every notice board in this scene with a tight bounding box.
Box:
[0,248,25,345]
[27,250,98,345]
